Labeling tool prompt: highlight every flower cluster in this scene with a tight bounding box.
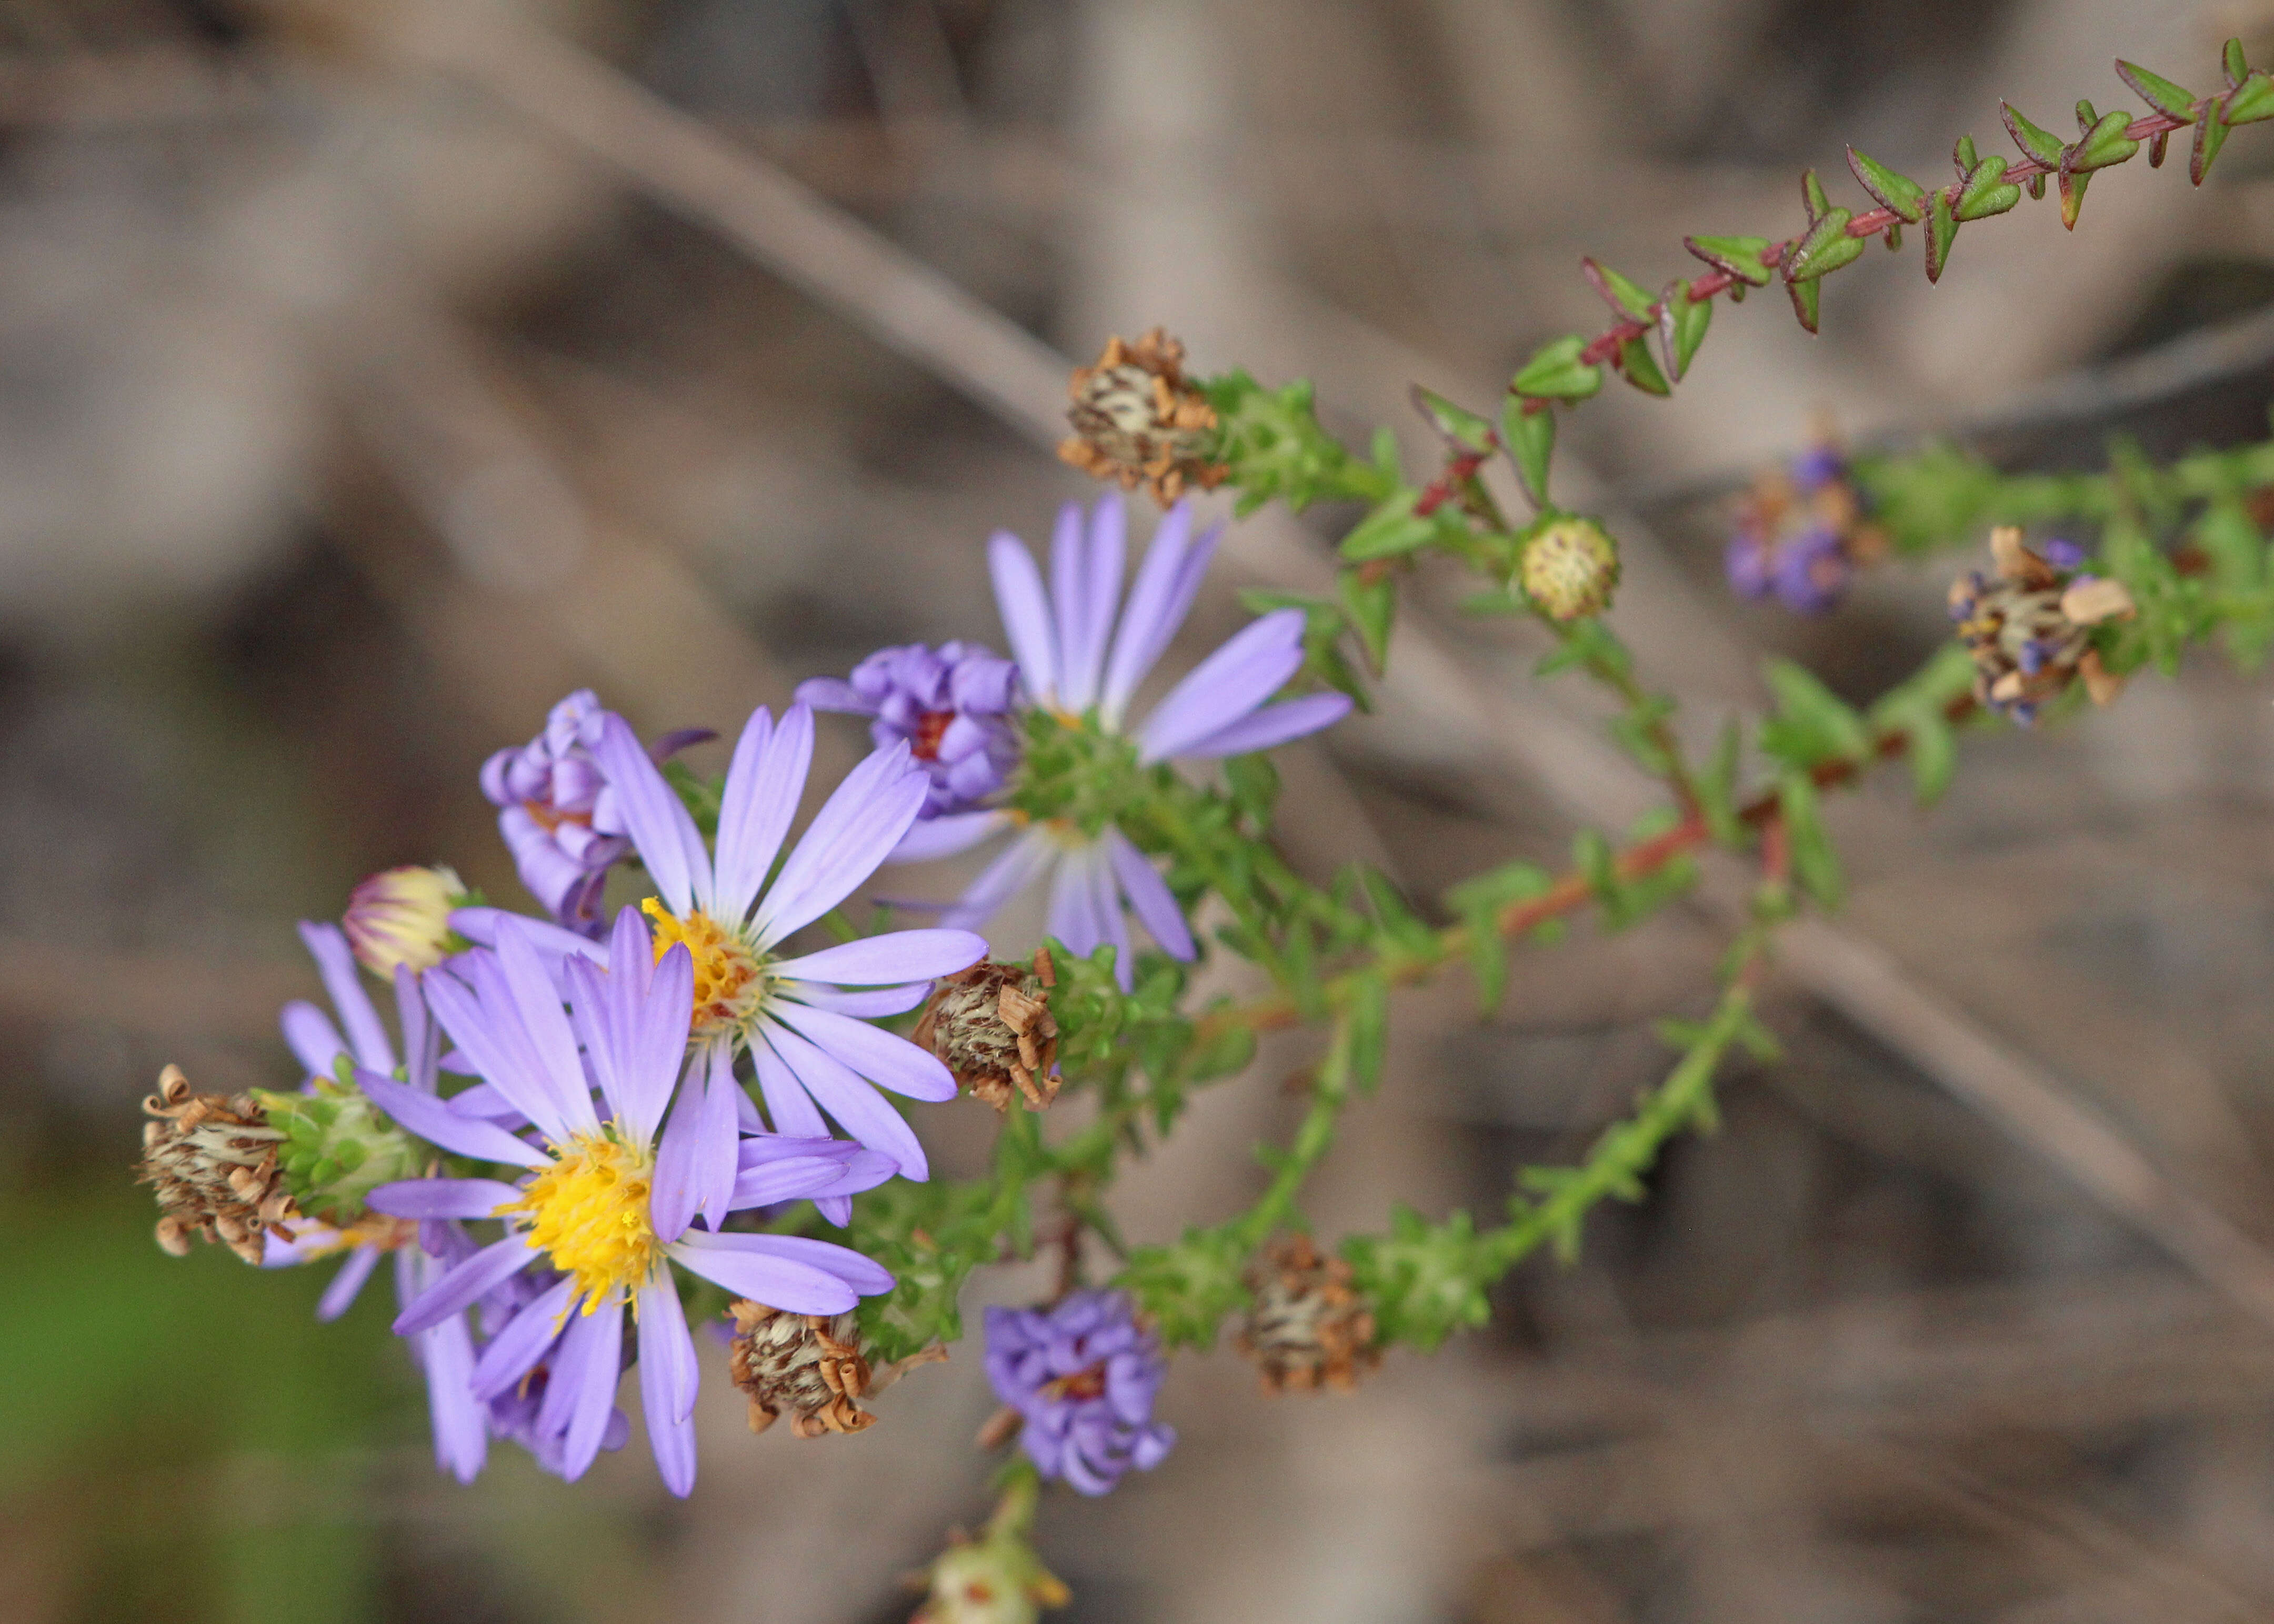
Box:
[1725,441,1887,615]
[984,1291,1176,1495]
[1950,526,2135,724]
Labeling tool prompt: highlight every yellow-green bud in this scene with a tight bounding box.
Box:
[343,865,468,977]
[1518,518,1620,621]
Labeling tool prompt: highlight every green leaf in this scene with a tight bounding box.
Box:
[2226,71,2274,125]
[1339,566,1396,674]
[1955,156,2021,221]
[1777,773,1843,911]
[1758,656,1870,768]
[1800,167,1831,220]
[1685,234,1774,286]
[1510,334,1603,401]
[1410,386,1496,454]
[1616,334,1671,396]
[1787,275,1822,335]
[2116,61,2198,121]
[1904,706,1955,806]
[2228,38,2251,91]
[1581,257,1654,320]
[1339,490,1435,562]
[1845,146,1925,222]
[1925,187,1959,283]
[1656,279,1712,380]
[1501,395,1555,509]
[1347,972,1389,1095]
[1698,718,1744,846]
[1784,207,1863,282]
[2193,91,2235,183]
[1954,133,1979,171]
[1999,102,2066,164]
[2070,107,2141,172]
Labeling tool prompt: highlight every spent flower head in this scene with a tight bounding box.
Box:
[1057,329,1227,507]
[1950,526,2134,725]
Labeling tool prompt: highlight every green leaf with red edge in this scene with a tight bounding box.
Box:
[1685,234,1774,286]
[1510,334,1602,400]
[1410,386,1496,454]
[2226,71,2274,125]
[2057,164,2090,228]
[1787,275,1821,335]
[1956,156,2021,221]
[2227,38,2250,91]
[1657,279,1712,380]
[1924,188,1959,282]
[1581,258,1654,320]
[1845,147,1924,222]
[2070,107,2141,171]
[1616,335,1670,396]
[1500,395,1555,510]
[1953,133,1979,173]
[1800,167,1831,220]
[2117,61,2198,121]
[1784,207,1863,282]
[1999,102,2066,164]
[2193,91,2234,182]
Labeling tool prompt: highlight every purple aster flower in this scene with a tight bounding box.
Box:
[460,703,986,1190]
[984,1290,1175,1496]
[795,641,1022,819]
[1770,525,1851,615]
[880,494,1352,988]
[364,907,899,1496]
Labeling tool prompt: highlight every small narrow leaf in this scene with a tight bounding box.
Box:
[1784,207,1863,282]
[2226,38,2250,91]
[2057,164,2090,228]
[1954,133,1979,173]
[1501,396,1555,510]
[1657,279,1712,380]
[2225,71,2274,125]
[1510,334,1603,400]
[1999,102,2065,164]
[1800,167,1831,220]
[1581,258,1654,320]
[1410,386,1495,454]
[2193,92,2234,183]
[1788,275,1821,335]
[1685,234,1774,286]
[2069,107,2141,171]
[1845,146,1925,222]
[1616,335,1670,396]
[1925,188,1959,282]
[2116,61,2197,121]
[1778,774,1844,912]
[1339,491,1433,561]
[1338,566,1396,673]
[1955,156,2021,221]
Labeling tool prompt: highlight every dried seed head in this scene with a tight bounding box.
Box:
[1237,1234,1379,1396]
[1057,329,1226,507]
[727,1300,878,1438]
[136,1064,298,1265]
[913,953,1060,1113]
[1518,517,1621,622]
[1949,526,2135,726]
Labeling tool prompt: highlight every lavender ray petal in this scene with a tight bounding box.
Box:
[939,828,1056,933]
[769,929,986,987]
[1174,691,1353,759]
[615,941,693,1145]
[393,1234,539,1336]
[751,1033,833,1139]
[889,808,1011,865]
[791,676,873,715]
[281,1001,348,1080]
[450,907,613,976]
[713,704,814,924]
[671,1229,887,1304]
[760,1020,929,1178]
[1090,841,1135,990]
[316,1246,384,1323]
[636,1280,699,1496]
[444,1082,523,1121]
[730,1154,861,1208]
[470,1276,575,1399]
[299,921,396,1075]
[592,713,709,916]
[368,1177,524,1220]
[424,959,576,1145]
[988,529,1060,702]
[1134,608,1307,765]
[782,981,929,1018]
[667,1231,861,1315]
[648,1038,719,1244]
[495,918,602,1136]
[393,966,439,1094]
[772,1000,957,1103]
[810,1146,898,1201]
[1045,845,1106,959]
[691,1041,742,1228]
[719,1231,895,1297]
[557,1297,627,1482]
[1068,493,1126,711]
[1103,826,1195,960]
[418,1313,489,1482]
[357,1070,545,1167]
[753,745,927,946]
[1103,505,1219,724]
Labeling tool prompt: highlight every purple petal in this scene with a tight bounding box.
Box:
[792,676,873,715]
[1135,609,1307,764]
[358,1070,545,1168]
[754,744,927,946]
[713,705,814,924]
[772,1001,957,1103]
[1178,692,1353,759]
[668,1230,882,1310]
[494,919,602,1137]
[591,714,710,916]
[368,1177,524,1220]
[1102,504,1216,725]
[393,966,438,1094]
[940,828,1056,933]
[416,1308,488,1483]
[722,1231,895,1297]
[769,929,986,987]
[749,1036,832,1138]
[1091,844,1135,991]
[1046,845,1108,958]
[443,1082,522,1120]
[316,1246,383,1323]
[988,530,1060,701]
[784,981,930,1018]
[450,907,612,974]
[690,1040,743,1229]
[637,1278,699,1496]
[1104,827,1195,960]
[649,1038,719,1244]
[889,809,1011,864]
[299,921,395,1074]
[393,1234,539,1336]
[1053,496,1125,710]
[281,1001,348,1080]
[554,1296,626,1482]
[470,1275,575,1399]
[730,1153,861,1208]
[424,961,577,1146]
[760,1021,929,1179]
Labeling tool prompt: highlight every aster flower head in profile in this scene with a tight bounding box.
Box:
[799,493,1351,989]
[984,1289,1175,1495]
[363,907,899,1496]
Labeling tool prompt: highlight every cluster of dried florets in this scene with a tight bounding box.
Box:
[915,953,1060,1112]
[1057,329,1227,506]
[727,1300,879,1438]
[1951,526,2135,724]
[136,1064,298,1264]
[1237,1234,1379,1395]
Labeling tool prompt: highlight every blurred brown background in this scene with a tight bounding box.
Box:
[11,1,2274,1620]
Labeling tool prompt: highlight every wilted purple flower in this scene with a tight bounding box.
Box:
[863,494,1350,988]
[795,641,1021,819]
[365,907,899,1496]
[1725,442,1884,616]
[985,1290,1175,1496]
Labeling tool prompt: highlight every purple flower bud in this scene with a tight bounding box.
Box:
[2042,538,2085,570]
[984,1290,1176,1496]
[795,641,1024,819]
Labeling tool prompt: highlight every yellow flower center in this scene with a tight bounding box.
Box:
[496,1132,662,1311]
[643,899,769,1041]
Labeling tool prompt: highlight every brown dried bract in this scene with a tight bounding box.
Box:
[913,951,1060,1112]
[1057,328,1227,507]
[728,1301,878,1438]
[1237,1234,1380,1396]
[136,1064,298,1265]
[1951,526,2136,720]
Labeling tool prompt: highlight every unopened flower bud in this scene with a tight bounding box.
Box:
[728,1301,879,1438]
[1237,1233,1379,1395]
[343,865,468,976]
[1057,329,1226,507]
[1950,526,2135,725]
[911,1537,1070,1624]
[137,1064,298,1264]
[914,953,1060,1112]
[1519,517,1620,621]
[258,1075,429,1227]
